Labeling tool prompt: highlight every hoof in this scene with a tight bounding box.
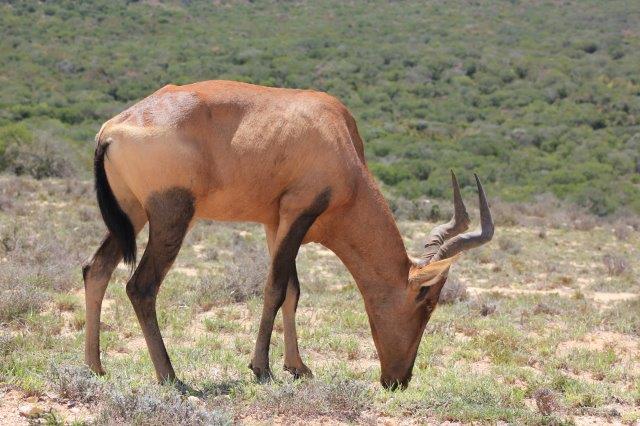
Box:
[87,363,106,376]
[284,363,313,380]
[249,362,273,383]
[172,379,201,396]
[173,379,190,395]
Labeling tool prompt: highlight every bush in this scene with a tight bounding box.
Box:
[497,237,522,255]
[533,388,560,415]
[602,254,629,276]
[0,332,14,356]
[613,223,632,241]
[98,386,230,425]
[192,235,268,309]
[439,275,468,304]
[1,1,640,214]
[0,279,46,323]
[3,138,76,179]
[253,378,371,421]
[48,364,103,403]
[0,123,33,159]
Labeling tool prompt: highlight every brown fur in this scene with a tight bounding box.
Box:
[86,80,486,389]
[250,188,331,380]
[125,188,195,383]
[82,234,122,375]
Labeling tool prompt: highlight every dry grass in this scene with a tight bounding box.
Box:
[0,176,639,425]
[602,254,630,276]
[97,385,230,425]
[48,364,103,404]
[438,274,468,304]
[249,378,371,421]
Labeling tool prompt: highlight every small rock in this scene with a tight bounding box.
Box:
[187,395,202,406]
[19,403,43,418]
[533,388,559,415]
[533,302,558,315]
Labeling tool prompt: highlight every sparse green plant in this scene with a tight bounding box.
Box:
[48,364,103,403]
[0,280,46,322]
[439,275,468,304]
[0,175,638,423]
[203,317,241,333]
[97,385,231,425]
[397,369,527,422]
[55,293,80,312]
[533,388,560,416]
[602,254,629,276]
[252,378,371,421]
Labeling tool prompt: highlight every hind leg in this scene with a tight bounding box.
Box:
[126,188,194,383]
[83,207,146,375]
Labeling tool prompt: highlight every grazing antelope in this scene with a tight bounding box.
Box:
[83,80,493,389]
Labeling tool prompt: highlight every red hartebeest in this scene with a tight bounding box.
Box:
[83,80,493,389]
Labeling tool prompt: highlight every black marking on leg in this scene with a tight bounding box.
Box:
[270,188,331,309]
[290,263,301,312]
[124,187,195,382]
[250,188,331,381]
[83,234,122,288]
[82,264,90,284]
[126,188,194,302]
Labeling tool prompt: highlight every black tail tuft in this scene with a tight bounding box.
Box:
[94,142,136,267]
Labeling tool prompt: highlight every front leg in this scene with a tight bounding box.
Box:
[282,265,313,379]
[250,189,330,381]
[250,275,313,381]
[249,267,290,381]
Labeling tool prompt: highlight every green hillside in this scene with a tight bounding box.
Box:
[1,0,639,215]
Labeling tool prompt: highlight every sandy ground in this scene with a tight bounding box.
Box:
[0,387,95,425]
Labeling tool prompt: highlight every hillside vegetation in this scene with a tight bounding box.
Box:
[1,0,640,215]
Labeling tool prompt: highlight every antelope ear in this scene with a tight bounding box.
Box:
[409,254,460,289]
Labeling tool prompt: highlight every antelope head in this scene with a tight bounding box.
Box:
[377,171,494,389]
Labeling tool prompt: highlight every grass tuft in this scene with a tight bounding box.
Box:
[533,388,560,416]
[0,279,46,322]
[48,363,103,403]
[396,369,527,422]
[251,378,371,421]
[97,385,231,426]
[602,254,630,276]
[439,275,468,304]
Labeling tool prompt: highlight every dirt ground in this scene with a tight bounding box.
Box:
[0,177,639,424]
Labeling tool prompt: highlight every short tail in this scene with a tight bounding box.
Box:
[94,141,136,267]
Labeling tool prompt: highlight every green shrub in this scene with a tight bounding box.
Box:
[0,0,638,214]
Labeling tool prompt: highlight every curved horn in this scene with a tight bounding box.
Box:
[431,173,494,262]
[423,170,470,259]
